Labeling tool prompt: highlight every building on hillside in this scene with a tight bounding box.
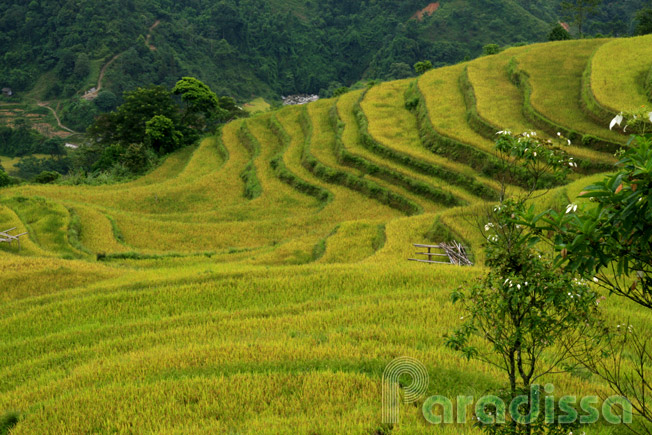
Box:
[2,88,12,97]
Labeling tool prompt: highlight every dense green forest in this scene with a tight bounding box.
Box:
[0,0,648,104]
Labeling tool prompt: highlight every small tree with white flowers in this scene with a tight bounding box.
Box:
[446,131,600,434]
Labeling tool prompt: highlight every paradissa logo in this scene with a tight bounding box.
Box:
[382,357,633,426]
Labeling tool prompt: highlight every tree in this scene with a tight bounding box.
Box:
[553,121,652,310]
[482,44,501,55]
[388,62,414,80]
[172,77,225,128]
[73,53,90,80]
[548,23,572,41]
[521,113,652,432]
[635,8,652,35]
[94,91,118,112]
[42,138,65,158]
[89,85,179,147]
[413,60,432,75]
[446,132,595,433]
[560,0,603,38]
[0,169,11,187]
[145,115,182,154]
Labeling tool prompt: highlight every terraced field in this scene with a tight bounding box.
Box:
[0,37,650,433]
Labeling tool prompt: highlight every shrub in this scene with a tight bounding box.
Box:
[0,170,13,187]
[33,170,60,184]
[482,44,501,55]
[548,23,571,41]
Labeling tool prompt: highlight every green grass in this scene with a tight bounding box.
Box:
[243,97,271,114]
[515,39,626,145]
[591,34,652,113]
[2,35,652,434]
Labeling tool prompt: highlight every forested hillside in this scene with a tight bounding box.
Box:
[0,0,647,104]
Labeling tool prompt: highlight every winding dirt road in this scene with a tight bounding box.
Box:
[37,102,76,134]
[146,20,161,51]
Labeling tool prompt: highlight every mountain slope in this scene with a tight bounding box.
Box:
[0,0,647,107]
[0,36,651,433]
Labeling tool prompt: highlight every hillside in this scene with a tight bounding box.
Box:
[0,35,651,432]
[0,0,647,107]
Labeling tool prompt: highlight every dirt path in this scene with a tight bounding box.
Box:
[146,20,161,51]
[412,2,440,20]
[37,102,76,133]
[82,53,121,101]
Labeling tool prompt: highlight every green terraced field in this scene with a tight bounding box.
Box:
[1,36,652,434]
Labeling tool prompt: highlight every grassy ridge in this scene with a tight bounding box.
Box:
[590,34,652,114]
[299,101,422,216]
[332,93,460,210]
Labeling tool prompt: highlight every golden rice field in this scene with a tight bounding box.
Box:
[0,36,649,433]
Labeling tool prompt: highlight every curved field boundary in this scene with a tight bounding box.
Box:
[508,58,621,155]
[317,220,386,264]
[580,48,618,127]
[72,205,131,254]
[588,35,652,114]
[330,100,462,207]
[1,196,86,259]
[462,65,613,174]
[236,121,263,200]
[354,86,498,200]
[267,115,332,205]
[66,207,93,256]
[298,105,422,216]
[459,66,499,139]
[412,77,550,188]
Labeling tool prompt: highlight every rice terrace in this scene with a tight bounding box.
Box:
[2,26,652,434]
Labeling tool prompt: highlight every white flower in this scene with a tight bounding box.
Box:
[517,284,521,290]
[533,152,537,157]
[557,132,561,137]
[649,112,652,123]
[524,282,528,286]
[567,139,572,145]
[593,277,599,283]
[566,203,578,214]
[610,114,624,130]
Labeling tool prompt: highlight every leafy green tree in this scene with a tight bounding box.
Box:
[216,96,247,122]
[122,143,155,174]
[560,0,603,38]
[552,134,652,310]
[447,132,595,433]
[0,168,11,187]
[94,91,118,112]
[413,60,432,75]
[62,99,98,131]
[145,115,182,154]
[482,43,501,55]
[73,53,90,80]
[89,85,179,147]
[33,170,60,184]
[173,77,225,128]
[331,86,349,97]
[43,138,65,158]
[548,23,572,40]
[635,8,652,35]
[523,124,652,432]
[387,62,413,80]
